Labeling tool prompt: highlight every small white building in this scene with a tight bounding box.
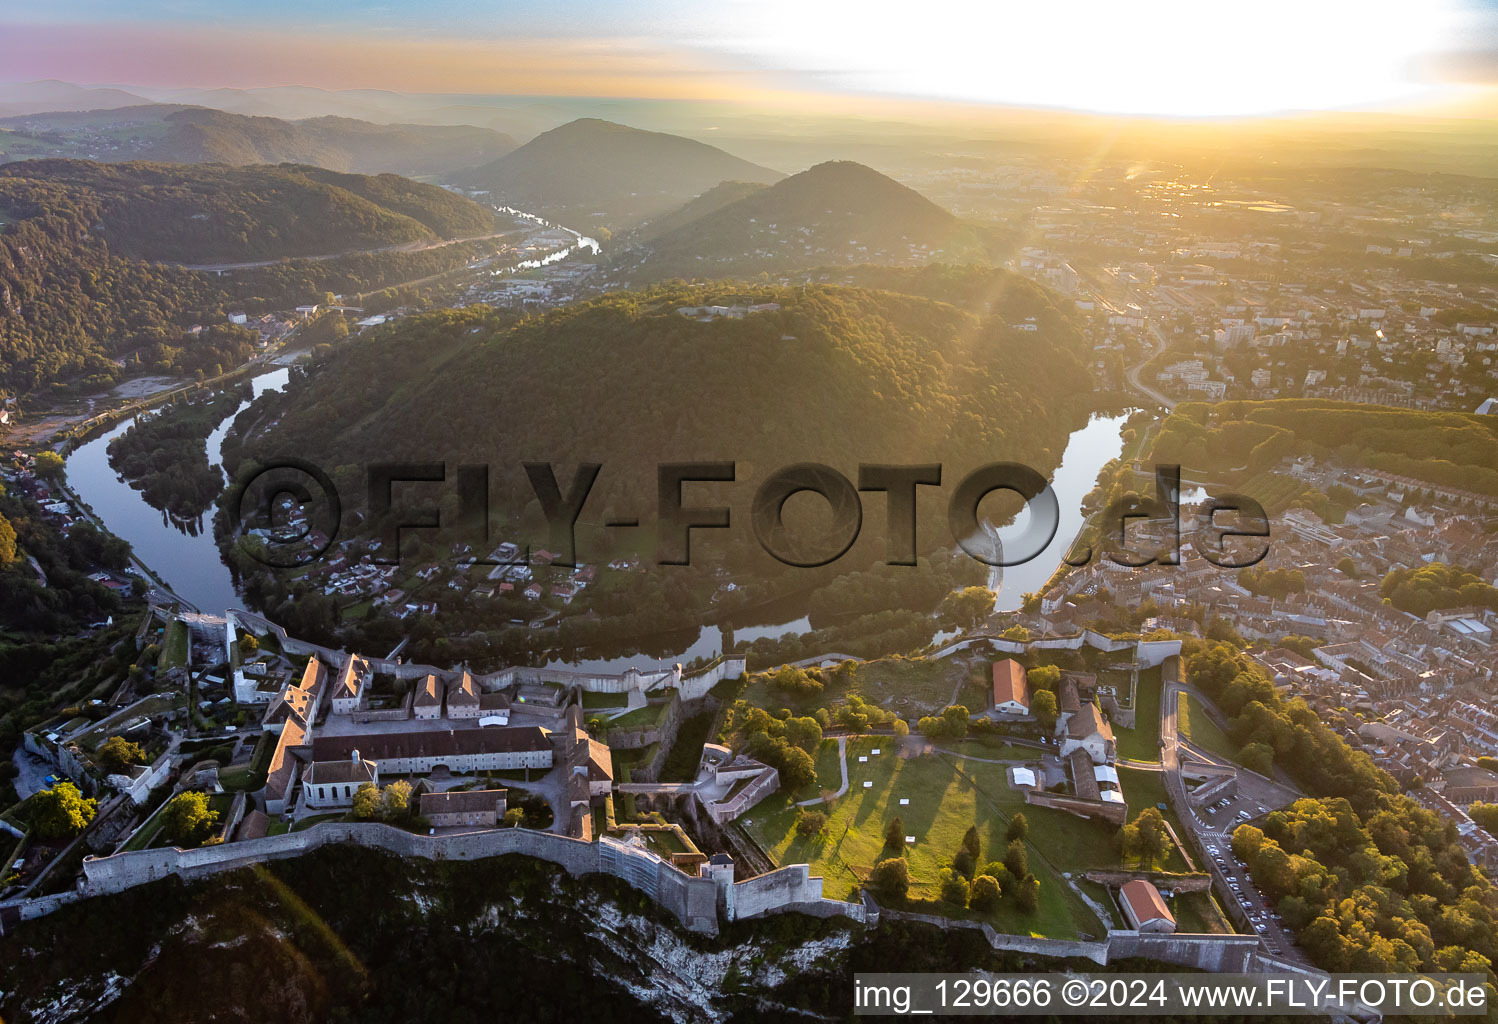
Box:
[1120,879,1175,933]
[303,752,378,809]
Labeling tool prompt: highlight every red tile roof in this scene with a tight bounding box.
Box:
[1121,879,1174,927]
[992,659,1029,708]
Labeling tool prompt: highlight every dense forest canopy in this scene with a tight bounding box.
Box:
[1151,399,1498,497]
[0,159,497,263]
[0,159,504,393]
[245,281,1091,581]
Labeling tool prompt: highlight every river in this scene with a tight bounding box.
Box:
[65,211,602,614]
[64,239,1129,662]
[67,367,292,612]
[987,410,1132,612]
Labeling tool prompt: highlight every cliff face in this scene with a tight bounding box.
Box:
[1,844,1054,1022]
[0,846,844,1022]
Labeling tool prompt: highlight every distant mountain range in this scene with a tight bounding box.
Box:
[456,118,784,230]
[0,79,152,118]
[622,161,991,278]
[0,105,517,178]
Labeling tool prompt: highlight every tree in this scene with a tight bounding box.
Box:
[1016,874,1041,913]
[938,867,970,907]
[885,816,906,851]
[1006,813,1029,844]
[33,450,65,480]
[941,586,995,630]
[775,744,816,793]
[1238,741,1274,776]
[351,782,382,820]
[782,716,823,754]
[1028,664,1061,692]
[961,825,982,861]
[502,807,525,827]
[969,874,1001,912]
[1031,689,1059,732]
[161,791,219,847]
[1230,823,1264,864]
[797,810,828,837]
[870,857,909,901]
[31,782,96,840]
[1004,838,1028,879]
[97,736,148,773]
[1122,808,1170,868]
[941,704,969,740]
[380,779,413,821]
[0,512,16,565]
[892,718,909,738]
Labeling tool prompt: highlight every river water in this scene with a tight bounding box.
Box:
[67,367,291,612]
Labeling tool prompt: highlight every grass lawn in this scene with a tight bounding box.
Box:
[581,691,630,710]
[1172,889,1234,934]
[1180,693,1236,760]
[1113,667,1162,762]
[608,700,670,731]
[744,741,1116,938]
[121,801,173,851]
[953,737,1045,760]
[659,711,715,783]
[160,620,189,671]
[220,733,274,792]
[292,812,345,832]
[1116,767,1190,873]
[742,654,970,719]
[794,738,846,802]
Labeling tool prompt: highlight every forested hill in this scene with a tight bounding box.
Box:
[457,118,784,230]
[0,160,501,392]
[251,281,1091,564]
[0,105,518,178]
[0,159,498,264]
[632,180,768,241]
[623,161,992,279]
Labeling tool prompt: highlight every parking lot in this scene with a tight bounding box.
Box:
[1199,829,1298,958]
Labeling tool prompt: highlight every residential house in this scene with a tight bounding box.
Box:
[991,659,1030,715]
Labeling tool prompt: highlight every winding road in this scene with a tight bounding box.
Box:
[164,229,516,273]
[795,736,849,806]
[1123,322,1177,410]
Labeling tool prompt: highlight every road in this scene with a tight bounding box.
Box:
[165,229,515,273]
[1161,672,1305,962]
[51,477,198,612]
[1123,321,1177,410]
[796,736,849,806]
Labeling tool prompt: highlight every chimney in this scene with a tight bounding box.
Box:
[351,749,360,764]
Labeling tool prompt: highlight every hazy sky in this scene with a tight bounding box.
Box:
[6,0,1498,117]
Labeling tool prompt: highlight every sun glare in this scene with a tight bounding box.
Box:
[698,0,1462,117]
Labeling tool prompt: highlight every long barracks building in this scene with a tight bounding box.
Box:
[310,726,553,775]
